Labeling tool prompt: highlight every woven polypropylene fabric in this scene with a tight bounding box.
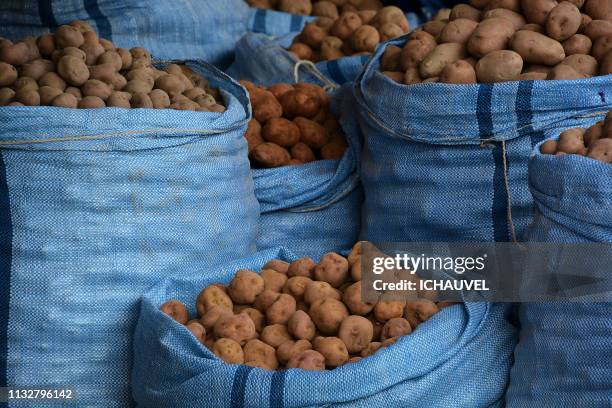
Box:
[0,61,259,408]
[132,248,517,408]
[351,33,612,243]
[0,0,250,68]
[253,87,363,260]
[506,144,612,408]
[247,7,313,36]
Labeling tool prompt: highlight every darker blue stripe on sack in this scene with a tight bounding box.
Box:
[476,84,493,140]
[38,0,58,28]
[0,152,12,396]
[230,365,252,408]
[326,60,346,84]
[269,370,286,408]
[290,14,303,32]
[84,0,112,39]
[253,9,267,33]
[516,80,546,147]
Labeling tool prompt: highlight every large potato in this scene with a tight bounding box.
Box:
[214,313,257,345]
[467,17,516,57]
[213,338,244,364]
[244,339,279,370]
[286,350,326,370]
[342,281,376,315]
[228,269,265,305]
[546,2,583,41]
[310,297,349,334]
[510,30,566,65]
[476,50,524,82]
[338,315,374,353]
[197,284,232,316]
[288,310,316,340]
[439,18,479,44]
[314,252,349,288]
[313,336,349,367]
[522,0,558,25]
[419,43,467,78]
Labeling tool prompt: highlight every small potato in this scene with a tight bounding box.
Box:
[510,30,566,65]
[155,74,186,96]
[57,55,89,86]
[360,341,382,357]
[321,138,347,159]
[291,143,316,163]
[0,62,18,87]
[404,300,441,328]
[294,117,329,149]
[186,321,206,344]
[131,92,153,108]
[78,95,105,108]
[196,284,233,316]
[254,289,281,312]
[279,0,312,15]
[40,86,64,105]
[37,34,56,58]
[584,0,611,21]
[212,338,244,364]
[244,339,279,370]
[200,305,233,330]
[283,276,313,300]
[51,92,78,108]
[19,59,54,81]
[227,269,265,305]
[400,33,437,70]
[313,336,349,367]
[483,8,526,30]
[522,0,558,25]
[13,89,40,106]
[261,269,288,293]
[159,299,189,324]
[97,50,123,71]
[450,3,482,21]
[381,45,402,71]
[422,20,447,38]
[310,297,349,334]
[439,18,479,44]
[380,317,412,341]
[420,43,467,79]
[289,43,313,60]
[245,119,264,153]
[540,139,559,154]
[287,257,317,278]
[476,50,524,82]
[583,20,612,41]
[546,64,585,79]
[261,324,292,348]
[372,6,410,32]
[351,25,380,52]
[279,90,320,119]
[262,117,301,147]
[0,42,30,66]
[55,25,85,48]
[267,293,297,325]
[586,138,612,162]
[546,2,582,41]
[338,315,373,353]
[343,281,376,316]
[214,313,257,345]
[150,89,170,109]
[467,18,516,58]
[314,253,349,289]
[252,89,283,123]
[82,79,112,100]
[560,54,599,75]
[563,34,593,55]
[592,35,612,61]
[252,143,291,168]
[379,23,405,42]
[557,128,586,153]
[441,60,478,83]
[331,12,363,40]
[288,310,316,340]
[304,280,341,304]
[287,350,326,370]
[277,339,312,365]
[313,1,339,19]
[373,301,406,322]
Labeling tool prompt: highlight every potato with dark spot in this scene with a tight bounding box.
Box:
[197,284,233,317]
[313,336,349,367]
[404,300,440,328]
[252,143,291,168]
[310,297,349,334]
[277,339,312,365]
[287,349,326,370]
[227,269,264,305]
[547,2,583,41]
[380,317,412,341]
[338,315,373,353]
[56,54,90,87]
[587,138,612,162]
[214,313,256,346]
[160,299,189,324]
[212,338,244,364]
[244,339,279,370]
[261,324,292,348]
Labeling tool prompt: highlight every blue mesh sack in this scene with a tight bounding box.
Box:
[132,248,517,408]
[350,33,612,242]
[506,138,612,407]
[0,0,250,67]
[0,61,258,407]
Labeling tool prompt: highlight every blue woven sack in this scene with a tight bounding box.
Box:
[0,61,258,408]
[350,33,612,242]
[132,247,517,408]
[506,140,612,407]
[0,0,250,68]
[254,86,362,260]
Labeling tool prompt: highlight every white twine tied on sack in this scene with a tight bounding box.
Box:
[501,140,518,243]
[293,60,339,92]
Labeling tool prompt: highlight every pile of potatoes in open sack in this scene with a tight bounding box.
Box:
[0,20,224,111]
[241,81,347,168]
[380,0,612,84]
[246,0,384,17]
[289,6,411,61]
[160,243,454,370]
[541,110,612,163]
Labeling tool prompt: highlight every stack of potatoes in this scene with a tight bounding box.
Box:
[380,0,612,84]
[289,6,410,62]
[246,0,383,17]
[540,110,612,162]
[241,81,347,168]
[0,20,225,111]
[160,242,454,370]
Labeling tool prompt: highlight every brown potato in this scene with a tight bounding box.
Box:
[283,276,313,301]
[214,313,257,345]
[131,92,153,108]
[13,77,38,92]
[228,269,265,305]
[107,91,132,108]
[338,315,373,353]
[441,60,478,83]
[268,84,293,100]
[304,280,342,305]
[200,305,233,330]
[38,86,63,105]
[81,79,112,100]
[586,138,612,162]
[379,23,405,42]
[186,321,206,344]
[19,59,54,81]
[155,74,186,96]
[476,50,524,82]
[420,43,467,78]
[540,139,559,154]
[522,0,558,25]
[276,339,313,365]
[467,17,516,58]
[400,33,437,70]
[78,95,105,108]
[313,1,339,19]
[450,3,482,21]
[254,290,281,313]
[314,252,349,288]
[310,297,349,334]
[36,34,56,58]
[286,349,326,370]
[288,310,316,340]
[510,30,566,65]
[360,341,382,357]
[601,50,612,73]
[560,54,599,75]
[262,117,301,147]
[267,293,297,325]
[381,45,402,71]
[159,299,189,324]
[584,0,611,20]
[343,281,376,316]
[557,128,586,153]
[583,20,612,41]
[332,12,363,40]
[404,300,440,328]
[130,47,151,62]
[244,339,279,370]
[261,324,292,348]
[51,92,78,108]
[380,317,412,341]
[351,25,380,52]
[288,257,317,278]
[55,25,85,48]
[592,35,612,61]
[279,90,320,119]
[245,119,264,154]
[252,143,291,168]
[313,336,349,367]
[546,2,582,41]
[563,34,593,55]
[289,43,313,60]
[57,55,89,86]
[440,18,479,44]
[0,62,18,87]
[547,63,585,79]
[374,301,406,322]
[291,142,316,163]
[252,89,283,123]
[483,8,526,30]
[196,284,233,317]
[320,138,347,159]
[261,269,288,293]
[0,42,31,66]
[212,338,244,364]
[150,89,170,109]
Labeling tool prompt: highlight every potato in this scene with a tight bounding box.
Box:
[13,77,37,92]
[476,50,524,82]
[467,17,516,58]
[584,0,611,20]
[186,321,206,344]
[583,20,612,41]
[342,281,376,316]
[450,4,482,21]
[212,338,244,364]
[373,301,406,322]
[547,63,585,78]
[403,299,441,329]
[441,60,478,83]
[321,138,347,159]
[129,47,150,62]
[20,59,54,81]
[200,305,233,330]
[312,336,349,367]
[278,0,312,15]
[278,90,319,119]
[12,89,39,106]
[592,35,612,61]
[277,339,313,366]
[262,117,301,147]
[522,23,545,33]
[380,317,412,341]
[159,299,189,324]
[360,341,382,357]
[36,34,56,58]
[304,280,342,305]
[313,1,339,19]
[310,297,349,334]
[79,79,112,101]
[0,87,15,105]
[440,18,479,44]
[267,293,297,325]
[148,89,170,109]
[293,117,328,148]
[55,25,85,48]
[252,89,283,123]
[587,138,612,162]
[301,23,328,49]
[244,339,279,370]
[557,128,586,153]
[0,42,31,66]
[583,122,603,146]
[196,284,233,316]
[338,315,373,353]
[358,9,377,24]
[518,72,548,79]
[546,2,582,41]
[289,43,314,60]
[290,142,316,163]
[380,45,402,71]
[154,74,186,96]
[51,92,78,108]
[103,90,130,108]
[78,95,105,108]
[314,253,349,288]
[563,34,593,54]
[540,139,559,154]
[331,12,363,40]
[283,276,313,301]
[131,92,154,108]
[420,43,467,78]
[378,23,404,42]
[349,24,379,53]
[400,33,437,70]
[245,119,264,153]
[287,349,326,370]
[372,6,410,32]
[214,313,257,346]
[267,84,293,101]
[510,30,566,65]
[560,54,599,75]
[228,269,265,305]
[287,257,317,277]
[522,0,558,25]
[288,310,316,340]
[483,9,526,31]
[261,269,289,293]
[252,143,291,168]
[0,62,18,87]
[126,68,155,87]
[254,289,281,312]
[261,324,292,348]
[601,49,612,73]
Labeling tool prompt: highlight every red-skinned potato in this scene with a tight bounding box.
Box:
[338,315,374,353]
[159,299,189,324]
[286,350,326,370]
